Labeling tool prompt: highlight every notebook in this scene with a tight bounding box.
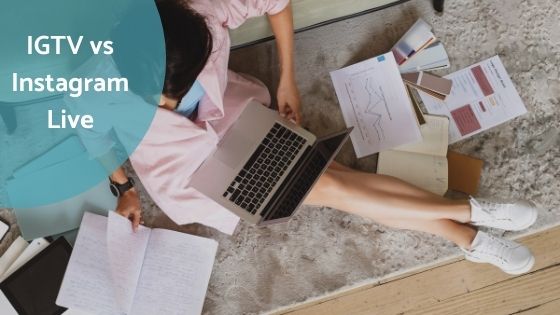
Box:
[377,115,449,195]
[448,151,484,195]
[0,237,72,315]
[57,212,218,315]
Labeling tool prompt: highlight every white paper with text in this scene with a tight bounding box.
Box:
[330,52,422,157]
[420,55,527,143]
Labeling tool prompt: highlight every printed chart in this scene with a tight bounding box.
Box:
[420,56,527,143]
[346,76,391,142]
[331,53,421,158]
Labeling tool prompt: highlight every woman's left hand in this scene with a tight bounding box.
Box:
[277,75,302,124]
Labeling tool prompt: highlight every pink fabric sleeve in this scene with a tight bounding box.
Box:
[218,0,290,29]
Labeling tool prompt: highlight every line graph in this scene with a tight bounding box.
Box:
[364,78,389,141]
[346,73,392,143]
[330,52,422,157]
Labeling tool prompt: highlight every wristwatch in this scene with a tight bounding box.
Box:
[109,177,135,197]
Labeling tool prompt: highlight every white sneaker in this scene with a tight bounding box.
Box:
[462,231,535,275]
[469,197,538,231]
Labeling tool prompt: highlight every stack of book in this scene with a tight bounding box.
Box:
[392,18,453,103]
[393,19,450,73]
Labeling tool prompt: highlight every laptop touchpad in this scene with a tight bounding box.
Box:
[214,130,257,169]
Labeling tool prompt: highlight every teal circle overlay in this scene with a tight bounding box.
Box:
[0,0,165,207]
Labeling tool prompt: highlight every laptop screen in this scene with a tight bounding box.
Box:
[317,129,352,155]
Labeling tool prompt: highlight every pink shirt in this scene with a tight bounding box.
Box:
[130,0,290,234]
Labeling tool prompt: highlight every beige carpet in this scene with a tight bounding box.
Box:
[1,0,559,314]
[225,0,560,313]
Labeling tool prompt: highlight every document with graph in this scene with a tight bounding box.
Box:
[330,52,422,158]
[377,115,449,196]
[419,56,527,143]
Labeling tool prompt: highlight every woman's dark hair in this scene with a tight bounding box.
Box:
[157,0,213,100]
[112,0,213,101]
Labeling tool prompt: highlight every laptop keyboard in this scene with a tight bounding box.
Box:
[264,149,328,221]
[222,123,306,214]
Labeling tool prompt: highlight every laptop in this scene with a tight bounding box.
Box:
[191,101,351,225]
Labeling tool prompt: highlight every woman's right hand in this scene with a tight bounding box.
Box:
[115,188,143,232]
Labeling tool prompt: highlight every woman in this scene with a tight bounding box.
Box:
[110,0,537,275]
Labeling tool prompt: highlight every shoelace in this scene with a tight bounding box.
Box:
[478,200,503,212]
[471,234,515,265]
[470,198,513,222]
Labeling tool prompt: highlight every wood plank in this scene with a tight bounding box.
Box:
[269,255,466,315]
[404,265,560,315]
[276,226,560,315]
[516,298,560,315]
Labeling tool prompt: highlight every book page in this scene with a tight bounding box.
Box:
[378,150,448,195]
[56,212,141,315]
[130,229,218,315]
[106,211,151,314]
[392,115,449,156]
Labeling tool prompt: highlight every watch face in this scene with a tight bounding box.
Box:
[110,184,120,197]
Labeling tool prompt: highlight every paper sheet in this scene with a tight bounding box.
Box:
[330,52,422,157]
[130,230,218,315]
[106,212,151,314]
[392,115,449,156]
[57,212,218,315]
[56,213,123,315]
[420,56,527,143]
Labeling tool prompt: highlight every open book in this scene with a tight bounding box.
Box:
[56,212,218,315]
[377,115,449,195]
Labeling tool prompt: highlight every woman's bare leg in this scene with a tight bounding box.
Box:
[305,167,476,247]
[382,218,477,248]
[306,168,472,223]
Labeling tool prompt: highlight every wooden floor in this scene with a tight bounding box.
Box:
[273,226,560,315]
